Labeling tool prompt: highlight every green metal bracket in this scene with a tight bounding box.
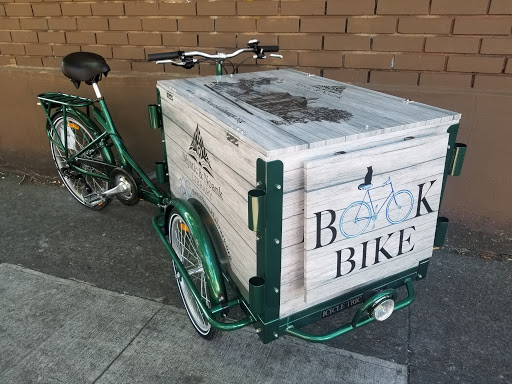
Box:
[148,104,163,130]
[436,123,467,247]
[285,279,415,343]
[248,158,284,343]
[434,216,449,247]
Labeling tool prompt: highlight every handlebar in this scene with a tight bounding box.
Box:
[147,51,181,62]
[147,40,280,68]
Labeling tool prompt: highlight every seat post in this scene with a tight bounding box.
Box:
[92,82,102,99]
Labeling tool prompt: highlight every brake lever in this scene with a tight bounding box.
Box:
[252,54,283,59]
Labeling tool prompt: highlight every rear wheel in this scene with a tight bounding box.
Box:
[168,209,219,340]
[50,112,112,210]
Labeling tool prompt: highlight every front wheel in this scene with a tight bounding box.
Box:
[386,190,414,224]
[168,208,219,340]
[49,112,112,210]
[339,201,372,238]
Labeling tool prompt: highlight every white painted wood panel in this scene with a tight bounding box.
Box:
[303,134,448,304]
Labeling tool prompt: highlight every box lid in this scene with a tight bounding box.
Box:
[157,69,460,156]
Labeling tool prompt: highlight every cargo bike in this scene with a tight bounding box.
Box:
[37,41,467,343]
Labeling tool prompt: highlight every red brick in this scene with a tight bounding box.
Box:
[370,71,419,85]
[0,18,20,30]
[505,59,512,73]
[394,54,446,71]
[431,0,489,15]
[0,31,12,43]
[91,2,124,16]
[237,1,279,16]
[300,17,346,33]
[398,17,453,34]
[132,61,165,73]
[372,35,424,52]
[125,2,159,16]
[299,51,341,67]
[447,56,505,73]
[490,0,512,14]
[16,56,42,67]
[216,17,256,32]
[113,46,145,60]
[324,35,370,51]
[61,3,91,16]
[48,18,77,31]
[128,32,162,46]
[77,18,108,31]
[279,34,322,50]
[108,59,131,72]
[473,74,512,90]
[11,31,38,43]
[198,33,236,48]
[327,0,375,15]
[0,56,15,66]
[142,18,177,32]
[419,72,472,87]
[19,18,47,30]
[0,43,25,55]
[53,44,81,57]
[96,31,128,45]
[425,36,480,54]
[24,43,52,56]
[178,18,214,32]
[38,31,66,44]
[281,1,325,16]
[481,38,512,54]
[348,17,397,33]
[197,2,235,16]
[81,45,113,58]
[43,57,62,68]
[4,4,32,17]
[323,68,368,84]
[159,2,196,16]
[32,4,61,17]
[66,31,96,44]
[377,0,429,15]
[344,52,393,69]
[236,33,278,47]
[109,17,142,31]
[454,16,512,35]
[257,18,299,33]
[161,32,198,48]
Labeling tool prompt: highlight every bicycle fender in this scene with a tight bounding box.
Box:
[165,198,227,308]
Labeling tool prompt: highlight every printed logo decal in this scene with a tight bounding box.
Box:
[188,125,213,176]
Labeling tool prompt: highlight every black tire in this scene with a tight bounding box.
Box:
[168,208,219,340]
[49,112,112,210]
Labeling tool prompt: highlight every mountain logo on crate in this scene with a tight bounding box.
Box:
[188,125,213,176]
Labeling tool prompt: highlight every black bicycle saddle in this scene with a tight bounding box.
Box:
[61,52,110,88]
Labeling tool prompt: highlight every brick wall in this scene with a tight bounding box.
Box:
[0,0,511,89]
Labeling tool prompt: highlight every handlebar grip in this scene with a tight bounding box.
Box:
[260,45,279,53]
[147,51,181,62]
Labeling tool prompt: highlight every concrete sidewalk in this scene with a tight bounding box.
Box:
[1,173,511,383]
[0,264,406,384]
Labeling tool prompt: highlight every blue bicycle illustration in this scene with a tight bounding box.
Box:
[339,167,414,238]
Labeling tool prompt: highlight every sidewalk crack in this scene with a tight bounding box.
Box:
[91,304,164,384]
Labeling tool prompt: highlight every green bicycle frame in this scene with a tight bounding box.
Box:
[38,92,170,207]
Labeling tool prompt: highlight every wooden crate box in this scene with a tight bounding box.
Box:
[157,69,460,318]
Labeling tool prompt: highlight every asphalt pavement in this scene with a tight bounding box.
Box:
[0,173,511,384]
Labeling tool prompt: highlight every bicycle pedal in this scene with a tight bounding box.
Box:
[83,193,103,205]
